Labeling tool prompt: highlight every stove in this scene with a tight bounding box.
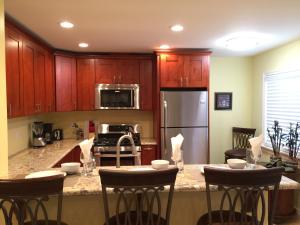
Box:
[93,123,141,166]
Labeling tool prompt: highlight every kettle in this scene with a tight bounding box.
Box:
[52,129,63,141]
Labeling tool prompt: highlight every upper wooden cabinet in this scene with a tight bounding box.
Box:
[140,60,153,111]
[5,25,23,118]
[55,55,77,112]
[95,58,139,84]
[45,52,55,112]
[5,21,55,118]
[77,58,95,111]
[158,52,211,88]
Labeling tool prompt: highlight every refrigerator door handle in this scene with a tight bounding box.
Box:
[163,100,167,155]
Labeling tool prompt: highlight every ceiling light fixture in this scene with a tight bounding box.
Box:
[60,21,74,29]
[170,24,184,32]
[159,44,170,50]
[78,42,89,48]
[216,32,269,51]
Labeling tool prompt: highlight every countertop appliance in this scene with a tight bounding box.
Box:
[160,90,208,164]
[93,123,141,166]
[95,84,140,110]
[43,123,53,144]
[31,122,46,148]
[52,129,63,141]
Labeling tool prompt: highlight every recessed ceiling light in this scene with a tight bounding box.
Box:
[78,42,89,48]
[216,32,270,51]
[159,44,170,49]
[170,24,184,32]
[60,21,74,29]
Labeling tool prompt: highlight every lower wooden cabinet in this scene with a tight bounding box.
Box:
[141,145,157,165]
[53,146,82,168]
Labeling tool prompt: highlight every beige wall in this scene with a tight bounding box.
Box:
[7,111,153,156]
[209,57,253,163]
[252,39,300,134]
[0,0,8,176]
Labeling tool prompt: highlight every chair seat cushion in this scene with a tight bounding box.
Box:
[103,211,167,225]
[24,220,68,225]
[225,148,247,159]
[197,210,253,225]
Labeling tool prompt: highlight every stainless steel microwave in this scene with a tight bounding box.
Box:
[95,84,140,109]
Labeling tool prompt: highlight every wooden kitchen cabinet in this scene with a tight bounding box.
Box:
[34,47,46,113]
[95,58,139,84]
[141,145,157,165]
[95,58,117,84]
[53,146,82,168]
[76,58,96,111]
[158,52,211,88]
[22,39,35,115]
[5,24,24,118]
[45,52,55,112]
[140,60,153,110]
[55,55,77,112]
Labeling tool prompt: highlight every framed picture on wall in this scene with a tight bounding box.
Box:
[215,92,232,110]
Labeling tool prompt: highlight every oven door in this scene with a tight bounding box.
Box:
[95,84,140,109]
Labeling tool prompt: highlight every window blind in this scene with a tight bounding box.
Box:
[263,69,300,157]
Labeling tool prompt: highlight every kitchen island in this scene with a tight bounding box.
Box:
[5,141,300,225]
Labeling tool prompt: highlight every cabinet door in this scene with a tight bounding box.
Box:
[141,145,157,165]
[184,55,209,88]
[45,52,55,112]
[117,59,140,84]
[140,60,153,111]
[76,58,95,111]
[55,56,77,112]
[95,59,117,84]
[5,26,23,118]
[34,48,46,113]
[160,54,184,87]
[22,39,35,116]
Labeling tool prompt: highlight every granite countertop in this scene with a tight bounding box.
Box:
[8,139,82,176]
[62,164,300,196]
[141,138,157,145]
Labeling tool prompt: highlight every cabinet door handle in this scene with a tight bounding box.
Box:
[180,76,183,87]
[185,77,189,86]
[113,75,116,83]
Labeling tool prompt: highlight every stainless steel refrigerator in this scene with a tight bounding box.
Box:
[160,90,208,164]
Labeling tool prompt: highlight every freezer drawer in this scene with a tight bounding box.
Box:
[160,127,208,164]
[160,91,208,127]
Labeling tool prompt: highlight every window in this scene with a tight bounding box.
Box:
[263,69,300,156]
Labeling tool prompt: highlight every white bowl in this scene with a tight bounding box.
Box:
[227,158,247,169]
[61,162,80,174]
[151,160,169,170]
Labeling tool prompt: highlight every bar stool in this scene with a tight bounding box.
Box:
[224,127,256,162]
[99,167,178,225]
[197,167,283,225]
[0,174,67,225]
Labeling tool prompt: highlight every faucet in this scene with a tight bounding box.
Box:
[116,133,135,168]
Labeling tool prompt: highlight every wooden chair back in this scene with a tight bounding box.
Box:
[232,127,256,149]
[0,174,65,225]
[202,167,283,225]
[99,167,178,225]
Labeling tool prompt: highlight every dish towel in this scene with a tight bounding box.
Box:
[79,138,94,163]
[171,133,184,162]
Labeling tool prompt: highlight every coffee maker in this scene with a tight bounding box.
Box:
[31,122,46,148]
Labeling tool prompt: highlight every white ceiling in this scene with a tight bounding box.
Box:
[5,0,300,56]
